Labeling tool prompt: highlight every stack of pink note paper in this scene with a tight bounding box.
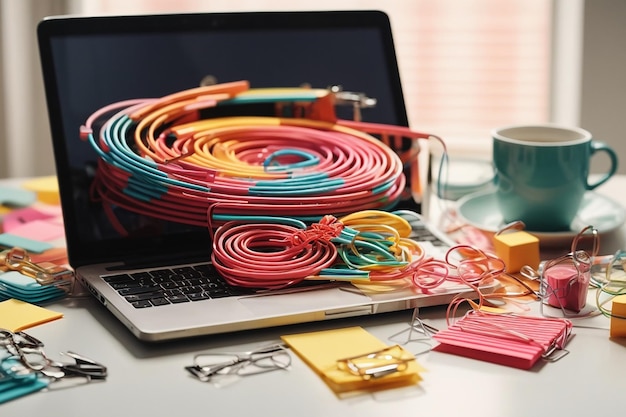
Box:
[433,311,573,370]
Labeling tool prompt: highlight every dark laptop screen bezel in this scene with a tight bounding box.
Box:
[37,10,410,268]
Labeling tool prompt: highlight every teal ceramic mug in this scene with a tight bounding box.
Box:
[492,125,618,232]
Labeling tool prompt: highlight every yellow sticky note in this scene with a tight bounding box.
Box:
[22,176,60,205]
[0,299,63,332]
[282,326,423,395]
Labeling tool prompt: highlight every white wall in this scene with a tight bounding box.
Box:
[580,0,626,174]
[0,0,64,178]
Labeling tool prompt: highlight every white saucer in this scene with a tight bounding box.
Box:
[431,158,494,200]
[456,190,626,246]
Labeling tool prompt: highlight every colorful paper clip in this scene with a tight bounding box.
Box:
[0,247,73,292]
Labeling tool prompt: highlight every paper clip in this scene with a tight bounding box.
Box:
[0,329,107,382]
[40,351,108,381]
[593,250,626,335]
[387,307,438,355]
[336,345,414,380]
[0,247,73,292]
[185,343,291,382]
[520,226,599,318]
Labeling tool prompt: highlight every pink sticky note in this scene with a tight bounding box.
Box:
[5,218,65,241]
[3,207,54,231]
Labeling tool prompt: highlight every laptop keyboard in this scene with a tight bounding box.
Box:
[102,263,248,309]
[407,217,453,248]
[103,214,453,309]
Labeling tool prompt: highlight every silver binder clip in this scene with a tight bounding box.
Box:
[0,247,74,292]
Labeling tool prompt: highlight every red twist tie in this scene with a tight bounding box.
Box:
[290,215,343,246]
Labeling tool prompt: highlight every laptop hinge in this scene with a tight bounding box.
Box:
[324,305,374,319]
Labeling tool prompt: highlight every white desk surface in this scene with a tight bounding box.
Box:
[3,176,626,417]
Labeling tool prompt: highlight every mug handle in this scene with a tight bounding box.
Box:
[586,141,619,190]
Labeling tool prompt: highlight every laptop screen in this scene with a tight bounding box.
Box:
[37,10,412,267]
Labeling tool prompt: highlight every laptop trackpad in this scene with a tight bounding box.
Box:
[237,285,370,315]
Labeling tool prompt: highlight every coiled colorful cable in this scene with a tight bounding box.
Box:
[208,209,453,291]
[210,215,346,289]
[80,81,439,227]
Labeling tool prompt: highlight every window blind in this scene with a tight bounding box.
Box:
[86,0,552,151]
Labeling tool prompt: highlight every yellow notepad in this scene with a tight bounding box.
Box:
[22,176,60,205]
[0,298,63,331]
[281,326,424,395]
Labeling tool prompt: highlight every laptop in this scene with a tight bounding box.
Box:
[37,10,474,342]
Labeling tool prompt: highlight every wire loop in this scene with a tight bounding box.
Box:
[211,219,339,289]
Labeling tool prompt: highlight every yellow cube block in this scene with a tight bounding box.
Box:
[610,294,626,338]
[492,231,540,273]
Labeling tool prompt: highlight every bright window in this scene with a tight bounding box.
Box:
[78,0,552,154]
